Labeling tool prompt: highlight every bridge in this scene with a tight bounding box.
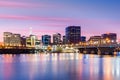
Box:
[74,43,120,55]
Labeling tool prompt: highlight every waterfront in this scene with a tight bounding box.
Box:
[0,53,120,80]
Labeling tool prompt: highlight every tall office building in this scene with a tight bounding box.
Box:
[53,33,62,45]
[42,35,51,46]
[4,32,21,46]
[63,35,67,44]
[21,36,26,47]
[11,34,21,46]
[4,32,12,46]
[66,26,81,44]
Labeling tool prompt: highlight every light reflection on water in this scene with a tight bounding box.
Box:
[0,53,120,80]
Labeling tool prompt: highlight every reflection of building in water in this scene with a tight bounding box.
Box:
[102,57,114,80]
[112,58,120,78]
[98,56,104,80]
[83,54,89,64]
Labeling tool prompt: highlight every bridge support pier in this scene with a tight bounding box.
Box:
[78,47,98,54]
[78,47,115,55]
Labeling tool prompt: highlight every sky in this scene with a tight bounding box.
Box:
[0,0,120,41]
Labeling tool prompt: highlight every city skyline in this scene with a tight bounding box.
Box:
[2,29,117,43]
[0,0,120,41]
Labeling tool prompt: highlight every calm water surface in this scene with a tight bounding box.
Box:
[0,53,120,80]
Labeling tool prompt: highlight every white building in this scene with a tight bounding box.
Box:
[26,35,41,48]
[4,32,21,46]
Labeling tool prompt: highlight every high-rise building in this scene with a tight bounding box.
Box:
[53,33,62,45]
[42,35,51,46]
[101,33,117,43]
[63,35,67,44]
[4,32,12,46]
[4,32,21,46]
[11,34,21,46]
[66,26,81,44]
[21,36,26,47]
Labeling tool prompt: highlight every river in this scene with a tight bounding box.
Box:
[0,53,120,80]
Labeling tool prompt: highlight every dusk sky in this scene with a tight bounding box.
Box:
[0,0,120,41]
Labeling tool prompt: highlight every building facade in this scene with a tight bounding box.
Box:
[42,35,51,46]
[63,35,67,44]
[88,36,102,45]
[21,36,26,47]
[53,33,62,45]
[101,33,117,44]
[26,35,40,48]
[4,32,21,46]
[4,32,12,46]
[66,26,81,44]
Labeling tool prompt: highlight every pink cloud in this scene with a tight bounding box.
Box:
[0,14,120,28]
[0,1,48,8]
[0,14,79,23]
[34,23,68,28]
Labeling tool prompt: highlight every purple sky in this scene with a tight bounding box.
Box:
[0,0,120,41]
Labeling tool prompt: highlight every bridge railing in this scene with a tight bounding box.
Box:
[74,43,120,48]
